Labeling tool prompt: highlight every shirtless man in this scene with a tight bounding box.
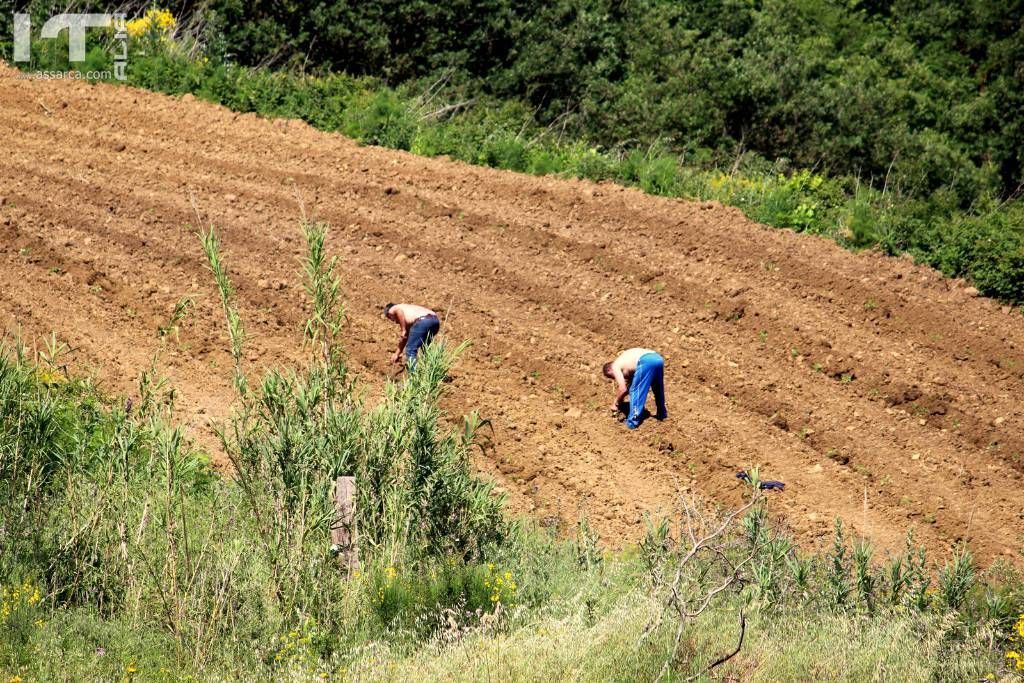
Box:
[383,303,440,368]
[603,348,667,429]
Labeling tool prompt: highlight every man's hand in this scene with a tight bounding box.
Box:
[391,351,403,364]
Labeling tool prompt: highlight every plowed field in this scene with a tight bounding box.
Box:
[2,66,1022,563]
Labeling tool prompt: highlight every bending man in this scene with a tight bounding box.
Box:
[384,303,440,368]
[603,348,667,429]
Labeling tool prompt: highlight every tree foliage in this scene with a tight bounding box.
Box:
[197,0,1023,205]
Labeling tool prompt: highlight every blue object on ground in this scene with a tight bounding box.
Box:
[736,470,786,491]
[626,352,667,429]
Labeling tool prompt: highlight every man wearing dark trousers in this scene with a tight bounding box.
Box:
[384,303,440,369]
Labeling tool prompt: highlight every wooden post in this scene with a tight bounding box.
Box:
[330,476,358,575]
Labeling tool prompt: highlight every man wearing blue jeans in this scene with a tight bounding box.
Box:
[603,348,667,429]
[384,303,440,368]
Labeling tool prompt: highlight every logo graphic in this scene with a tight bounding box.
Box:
[13,13,127,80]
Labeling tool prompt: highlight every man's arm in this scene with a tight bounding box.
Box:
[391,314,409,363]
[611,365,629,410]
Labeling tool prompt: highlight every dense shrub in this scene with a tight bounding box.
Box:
[341,88,417,149]
[154,0,1023,206]
[4,1,1023,202]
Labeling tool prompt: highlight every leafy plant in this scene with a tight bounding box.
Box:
[826,519,851,610]
[938,546,976,612]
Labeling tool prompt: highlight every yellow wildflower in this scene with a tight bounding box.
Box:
[126,8,177,38]
[37,367,64,384]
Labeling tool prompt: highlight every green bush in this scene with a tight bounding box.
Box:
[481,133,529,171]
[637,154,682,196]
[922,206,1024,303]
[341,89,417,150]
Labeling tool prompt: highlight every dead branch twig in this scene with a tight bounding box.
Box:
[419,99,477,122]
[638,491,764,682]
[687,610,746,682]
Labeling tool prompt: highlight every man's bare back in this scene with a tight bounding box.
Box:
[611,347,657,378]
[387,303,436,329]
[603,347,656,407]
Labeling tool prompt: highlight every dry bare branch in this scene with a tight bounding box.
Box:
[639,490,765,681]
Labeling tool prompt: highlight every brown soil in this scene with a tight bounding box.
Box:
[2,66,1023,564]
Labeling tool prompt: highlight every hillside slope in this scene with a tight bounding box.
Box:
[2,66,1022,563]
